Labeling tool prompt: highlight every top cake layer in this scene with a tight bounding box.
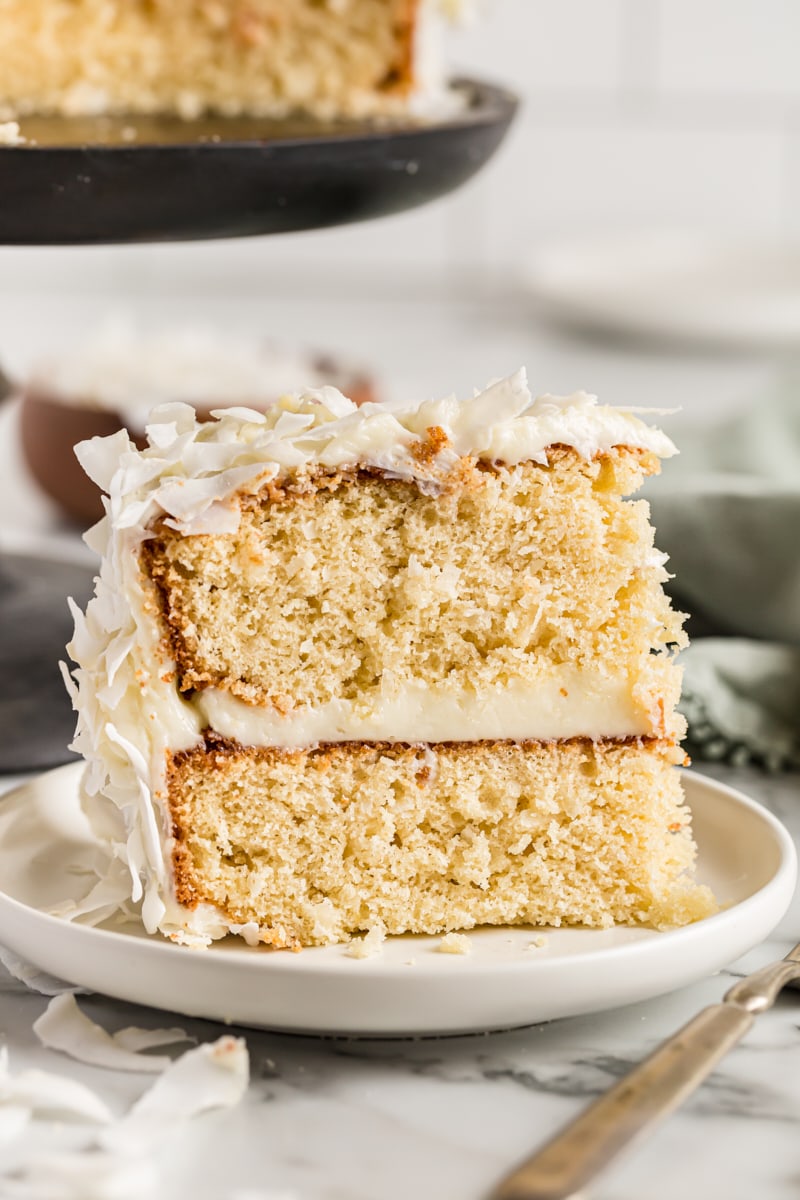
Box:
[77,368,676,537]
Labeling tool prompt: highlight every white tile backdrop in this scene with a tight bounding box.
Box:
[1,0,799,296]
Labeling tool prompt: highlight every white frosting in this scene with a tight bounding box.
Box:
[72,367,675,538]
[61,368,676,947]
[196,672,654,748]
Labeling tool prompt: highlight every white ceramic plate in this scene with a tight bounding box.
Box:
[523,233,800,349]
[0,763,794,1036]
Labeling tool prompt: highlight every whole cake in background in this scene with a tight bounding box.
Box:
[61,368,716,948]
[16,324,375,524]
[0,0,444,122]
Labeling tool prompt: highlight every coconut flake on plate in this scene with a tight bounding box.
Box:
[33,994,193,1073]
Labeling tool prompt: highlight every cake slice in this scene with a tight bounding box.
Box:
[0,0,434,122]
[63,370,716,947]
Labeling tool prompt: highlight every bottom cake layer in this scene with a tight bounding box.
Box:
[167,737,716,948]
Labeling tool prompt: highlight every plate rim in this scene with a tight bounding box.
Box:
[0,763,795,980]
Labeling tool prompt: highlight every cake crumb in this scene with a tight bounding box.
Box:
[527,934,549,950]
[346,926,385,960]
[437,933,471,955]
[0,121,25,146]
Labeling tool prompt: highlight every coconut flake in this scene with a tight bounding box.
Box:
[228,921,263,947]
[111,1025,193,1054]
[0,947,87,997]
[0,1029,249,1198]
[33,995,191,1073]
[101,1036,249,1154]
[0,1048,112,1125]
[48,867,137,928]
[0,1150,157,1200]
[0,1104,30,1146]
[74,430,134,492]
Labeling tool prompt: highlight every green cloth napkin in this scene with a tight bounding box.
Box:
[645,390,800,772]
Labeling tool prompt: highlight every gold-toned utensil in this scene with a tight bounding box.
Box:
[492,943,800,1200]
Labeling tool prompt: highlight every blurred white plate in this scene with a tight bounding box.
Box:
[0,763,794,1036]
[524,233,800,349]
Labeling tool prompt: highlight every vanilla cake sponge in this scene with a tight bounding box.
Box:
[63,371,716,946]
[0,0,429,121]
[170,738,702,949]
[143,450,681,730]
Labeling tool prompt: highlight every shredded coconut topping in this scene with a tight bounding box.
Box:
[75,366,675,537]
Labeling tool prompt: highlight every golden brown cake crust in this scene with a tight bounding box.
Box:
[388,0,423,92]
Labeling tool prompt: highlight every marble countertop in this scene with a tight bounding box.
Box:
[0,764,797,1200]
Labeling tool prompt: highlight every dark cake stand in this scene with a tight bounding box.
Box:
[0,78,517,770]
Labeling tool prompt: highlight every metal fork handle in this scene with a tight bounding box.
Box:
[491,950,800,1200]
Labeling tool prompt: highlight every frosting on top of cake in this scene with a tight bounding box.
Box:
[76,367,676,538]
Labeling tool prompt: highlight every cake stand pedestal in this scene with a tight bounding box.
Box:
[0,78,517,769]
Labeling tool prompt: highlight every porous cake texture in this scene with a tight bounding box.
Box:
[143,451,681,726]
[0,0,424,121]
[170,738,701,950]
[63,370,716,948]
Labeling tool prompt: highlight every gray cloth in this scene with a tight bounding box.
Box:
[646,389,800,772]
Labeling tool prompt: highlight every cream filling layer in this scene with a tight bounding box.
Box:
[194,669,654,749]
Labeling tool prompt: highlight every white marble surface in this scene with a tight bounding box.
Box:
[1,290,798,1198]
